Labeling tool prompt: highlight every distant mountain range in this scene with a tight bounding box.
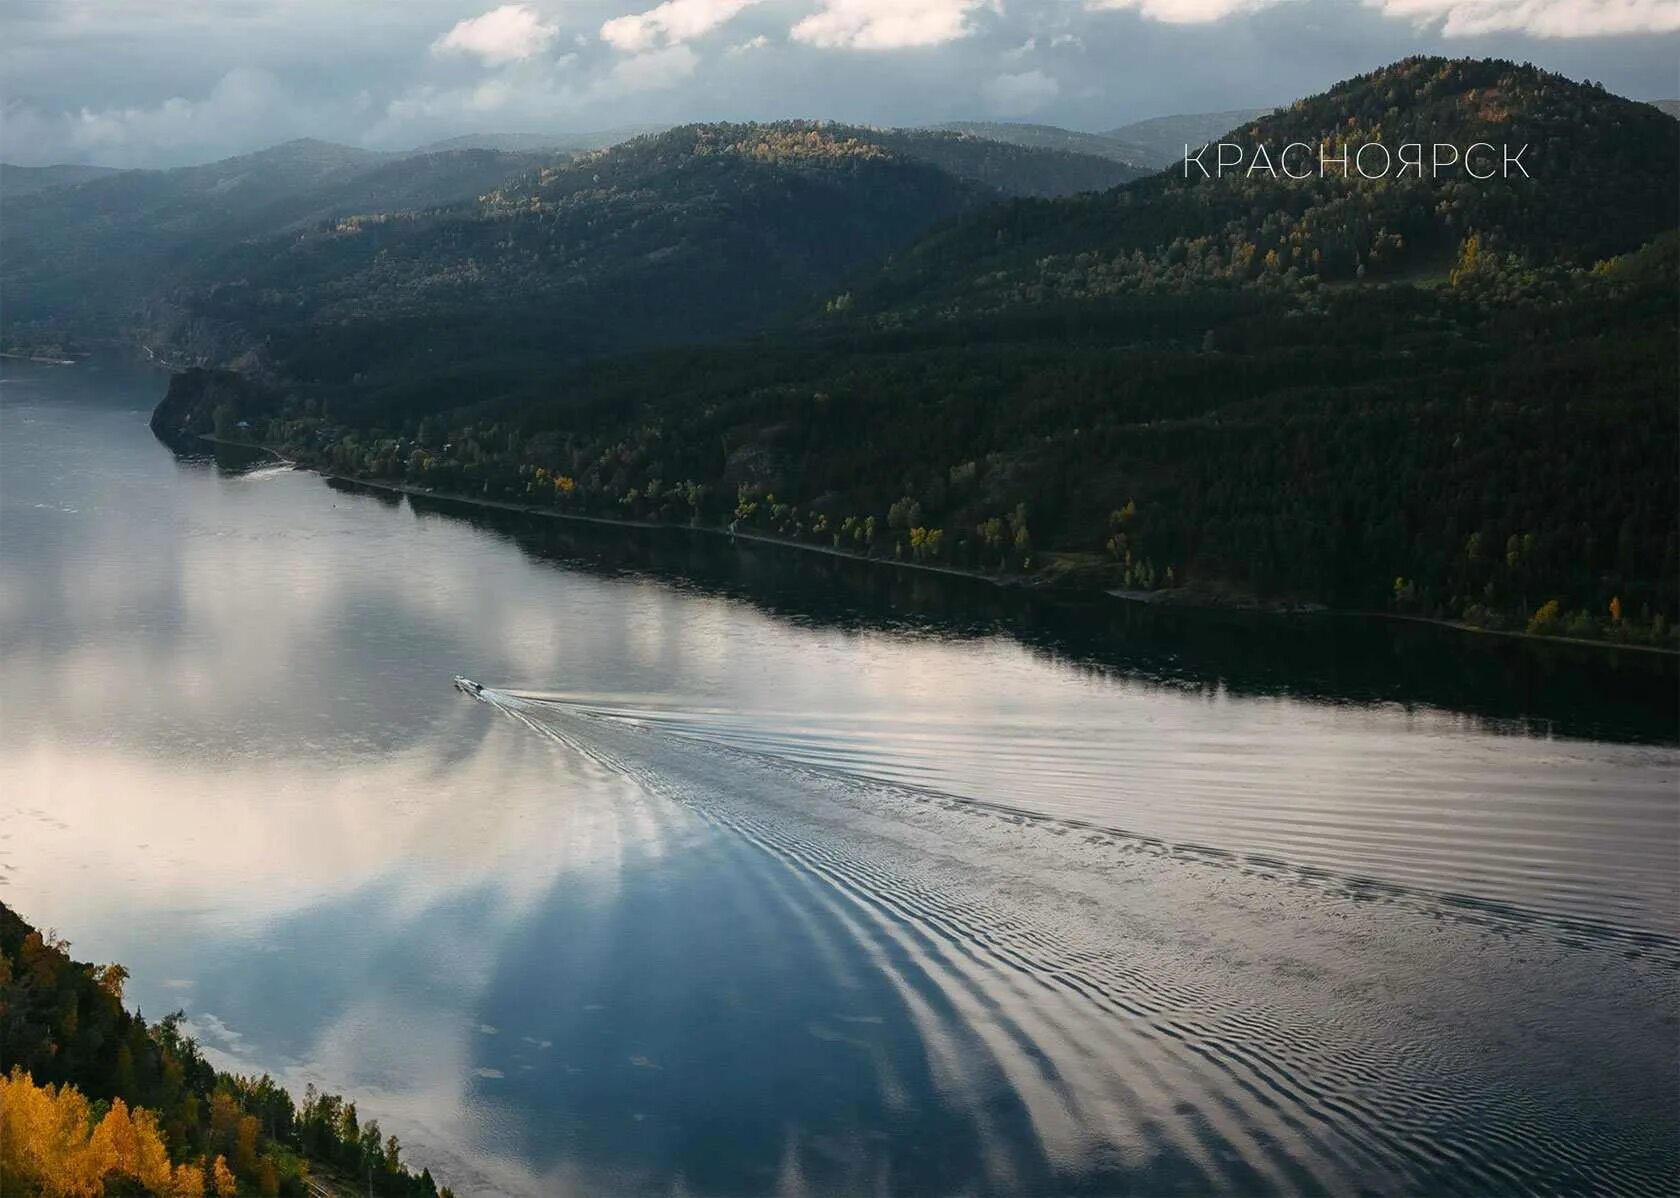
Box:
[0,106,1274,204]
[935,110,1278,170]
[936,122,1154,168]
[0,162,125,198]
[1101,109,1276,166]
[2,120,1143,362]
[414,127,665,155]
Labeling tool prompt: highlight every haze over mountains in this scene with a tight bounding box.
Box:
[1100,109,1276,167]
[2,118,1153,363]
[0,102,1291,364]
[0,107,1266,201]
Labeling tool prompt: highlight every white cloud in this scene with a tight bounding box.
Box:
[432,4,560,66]
[726,33,773,53]
[601,0,765,51]
[1086,0,1679,34]
[1369,0,1680,36]
[373,43,695,143]
[982,68,1060,114]
[1084,0,1284,20]
[791,0,995,49]
[0,68,332,167]
[595,44,702,94]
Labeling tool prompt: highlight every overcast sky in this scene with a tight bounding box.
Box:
[4,0,1677,167]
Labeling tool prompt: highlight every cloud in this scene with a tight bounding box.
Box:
[0,68,335,168]
[601,0,765,51]
[1084,0,1284,20]
[1369,0,1680,37]
[432,4,560,66]
[982,68,1060,114]
[1086,0,1679,34]
[595,44,701,94]
[791,0,995,49]
[726,33,772,53]
[373,43,695,142]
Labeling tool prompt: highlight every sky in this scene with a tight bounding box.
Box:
[3,0,1677,167]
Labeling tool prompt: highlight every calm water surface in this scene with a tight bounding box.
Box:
[2,359,1677,1195]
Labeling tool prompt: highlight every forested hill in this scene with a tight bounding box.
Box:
[841,125,1144,195]
[157,59,1679,647]
[0,161,125,198]
[854,58,1678,323]
[163,122,1126,395]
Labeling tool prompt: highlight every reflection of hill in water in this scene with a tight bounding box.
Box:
[370,484,1678,746]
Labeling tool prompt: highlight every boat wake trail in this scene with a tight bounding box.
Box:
[465,684,1680,1196]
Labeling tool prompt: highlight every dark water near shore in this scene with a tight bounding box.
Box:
[3,359,1677,1195]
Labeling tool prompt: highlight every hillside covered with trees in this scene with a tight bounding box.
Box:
[855,59,1677,322]
[0,902,454,1197]
[149,60,1678,648]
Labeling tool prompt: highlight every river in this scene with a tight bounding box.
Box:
[2,357,1676,1195]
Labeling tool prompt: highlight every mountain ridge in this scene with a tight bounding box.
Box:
[1102,108,1277,166]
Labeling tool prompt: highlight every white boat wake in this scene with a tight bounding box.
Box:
[449,678,1680,1196]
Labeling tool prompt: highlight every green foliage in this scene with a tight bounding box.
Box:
[207,230,1676,647]
[851,58,1678,323]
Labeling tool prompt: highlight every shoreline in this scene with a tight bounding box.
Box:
[224,445,1675,659]
[1353,610,1679,657]
[194,432,294,464]
[0,351,79,365]
[314,467,1016,589]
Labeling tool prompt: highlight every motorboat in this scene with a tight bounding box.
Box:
[453,675,484,697]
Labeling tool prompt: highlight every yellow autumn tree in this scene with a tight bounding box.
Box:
[170,1161,207,1198]
[0,1067,179,1197]
[87,1098,173,1191]
[0,1067,110,1197]
[212,1155,239,1198]
[1450,233,1486,287]
[1526,598,1562,635]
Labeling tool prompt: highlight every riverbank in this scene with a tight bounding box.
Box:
[194,432,294,464]
[282,458,1677,658]
[0,350,79,365]
[1111,580,1678,656]
[1361,611,1679,657]
[318,469,1010,589]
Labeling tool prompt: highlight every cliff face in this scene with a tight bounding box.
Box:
[148,367,278,443]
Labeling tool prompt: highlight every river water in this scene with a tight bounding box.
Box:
[2,358,1676,1195]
